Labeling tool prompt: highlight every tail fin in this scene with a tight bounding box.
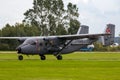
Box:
[102,24,115,46]
[77,25,89,34]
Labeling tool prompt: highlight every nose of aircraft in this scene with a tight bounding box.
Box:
[16,47,21,53]
[16,43,27,53]
[16,44,37,54]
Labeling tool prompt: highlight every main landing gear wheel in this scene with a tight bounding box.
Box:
[56,55,62,60]
[18,55,23,60]
[40,55,46,60]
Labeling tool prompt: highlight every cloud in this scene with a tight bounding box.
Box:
[92,0,120,13]
[83,0,89,4]
[64,0,90,5]
[0,0,33,27]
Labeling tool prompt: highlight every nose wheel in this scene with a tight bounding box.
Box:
[18,55,23,60]
[40,55,46,60]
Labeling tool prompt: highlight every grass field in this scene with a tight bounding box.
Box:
[0,52,120,80]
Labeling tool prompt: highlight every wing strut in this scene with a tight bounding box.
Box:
[54,40,73,57]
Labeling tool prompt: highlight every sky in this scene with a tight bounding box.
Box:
[0,0,120,36]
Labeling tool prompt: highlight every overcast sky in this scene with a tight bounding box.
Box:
[0,0,120,36]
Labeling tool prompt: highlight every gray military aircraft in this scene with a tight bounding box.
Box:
[0,24,115,60]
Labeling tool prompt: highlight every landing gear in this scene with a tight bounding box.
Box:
[40,55,46,60]
[56,55,62,60]
[18,55,23,60]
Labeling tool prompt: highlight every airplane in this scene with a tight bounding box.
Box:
[0,24,115,60]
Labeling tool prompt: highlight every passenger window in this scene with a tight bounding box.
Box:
[39,43,43,46]
[31,42,36,45]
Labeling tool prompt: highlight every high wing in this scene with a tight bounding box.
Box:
[0,37,30,43]
[57,33,111,40]
[0,37,27,39]
[0,33,110,40]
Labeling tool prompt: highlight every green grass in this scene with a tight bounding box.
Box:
[0,52,120,80]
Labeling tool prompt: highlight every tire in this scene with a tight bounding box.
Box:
[57,55,62,60]
[18,55,23,60]
[40,55,46,60]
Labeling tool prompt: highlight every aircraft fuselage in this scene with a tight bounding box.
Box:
[17,37,95,55]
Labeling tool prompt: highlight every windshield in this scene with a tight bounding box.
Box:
[23,38,37,45]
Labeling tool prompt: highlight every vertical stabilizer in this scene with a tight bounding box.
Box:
[102,24,115,46]
[77,25,89,34]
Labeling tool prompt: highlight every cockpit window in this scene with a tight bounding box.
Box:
[23,39,36,45]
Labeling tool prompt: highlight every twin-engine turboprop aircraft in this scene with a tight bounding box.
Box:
[0,24,115,60]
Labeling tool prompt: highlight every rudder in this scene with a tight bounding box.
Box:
[102,24,115,46]
[77,25,89,34]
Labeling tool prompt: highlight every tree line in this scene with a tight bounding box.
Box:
[0,23,40,50]
[93,42,120,52]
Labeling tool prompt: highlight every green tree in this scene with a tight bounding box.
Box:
[56,24,67,35]
[23,0,80,35]
[66,3,80,34]
[1,24,18,50]
[0,23,41,50]
[68,19,80,34]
